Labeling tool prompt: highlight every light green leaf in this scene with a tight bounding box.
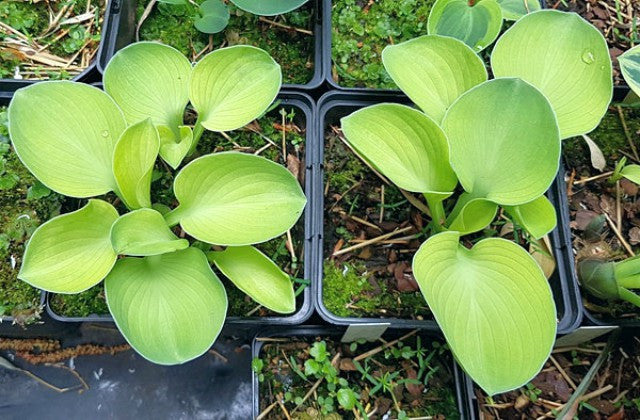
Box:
[104,42,192,134]
[230,0,308,15]
[111,208,189,256]
[189,46,281,132]
[491,10,612,139]
[504,195,557,240]
[428,0,503,52]
[19,200,118,293]
[105,247,227,365]
[194,0,230,34]
[167,152,306,245]
[496,0,540,20]
[112,119,160,210]
[340,103,457,199]
[382,35,487,123]
[412,231,556,395]
[210,246,295,313]
[446,194,498,235]
[157,0,186,4]
[8,82,125,197]
[442,78,560,206]
[158,125,194,169]
[621,164,640,184]
[620,45,640,98]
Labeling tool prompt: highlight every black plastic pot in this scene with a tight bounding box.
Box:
[313,91,583,335]
[97,0,324,91]
[0,0,122,99]
[46,90,316,326]
[252,325,474,419]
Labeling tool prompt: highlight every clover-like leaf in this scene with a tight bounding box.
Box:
[620,45,640,97]
[8,82,125,197]
[504,195,557,240]
[341,104,457,201]
[491,10,612,139]
[446,194,498,235]
[413,231,556,395]
[166,152,306,245]
[158,125,194,170]
[111,208,189,256]
[105,247,227,365]
[230,0,308,15]
[496,0,540,20]
[428,0,503,52]
[210,246,295,313]
[113,119,160,210]
[19,200,118,293]
[382,35,487,123]
[189,46,281,132]
[104,42,192,134]
[194,0,230,34]
[620,164,640,184]
[442,78,560,206]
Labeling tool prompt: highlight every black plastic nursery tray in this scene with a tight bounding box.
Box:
[252,325,473,419]
[97,0,324,91]
[0,0,122,99]
[45,90,316,327]
[313,91,583,335]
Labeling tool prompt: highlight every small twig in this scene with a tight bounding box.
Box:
[333,226,412,257]
[617,106,639,161]
[208,349,228,363]
[379,184,385,224]
[136,0,157,41]
[291,353,341,414]
[573,171,615,185]
[258,16,313,35]
[549,355,577,390]
[616,181,622,233]
[256,402,278,420]
[603,212,635,257]
[346,214,382,232]
[354,330,418,362]
[277,393,292,420]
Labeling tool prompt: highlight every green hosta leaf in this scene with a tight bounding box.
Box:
[104,42,192,133]
[111,208,189,256]
[195,0,230,34]
[112,119,160,210]
[157,0,186,4]
[446,194,498,235]
[190,46,281,132]
[8,82,125,197]
[428,0,503,52]
[19,200,118,293]
[105,247,227,365]
[620,45,640,97]
[167,152,306,245]
[491,10,612,139]
[341,103,457,200]
[382,35,487,123]
[504,195,557,240]
[210,246,295,313]
[412,231,556,395]
[158,125,194,169]
[496,0,540,20]
[442,78,560,206]
[620,164,640,184]
[230,0,308,15]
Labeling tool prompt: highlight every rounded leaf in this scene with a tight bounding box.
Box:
[169,152,306,245]
[620,45,640,97]
[382,35,487,123]
[496,0,540,20]
[210,246,295,313]
[113,119,160,210]
[104,42,192,130]
[341,103,457,197]
[446,194,498,235]
[8,82,125,197]
[504,195,557,240]
[189,46,281,132]
[412,231,557,395]
[230,0,308,15]
[19,200,119,293]
[442,78,560,206]
[111,208,189,256]
[194,0,230,34]
[491,10,612,139]
[621,164,640,184]
[105,247,228,365]
[428,0,503,52]
[158,125,194,169]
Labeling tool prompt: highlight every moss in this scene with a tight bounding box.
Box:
[331,0,434,89]
[137,0,314,85]
[0,107,63,321]
[49,285,108,318]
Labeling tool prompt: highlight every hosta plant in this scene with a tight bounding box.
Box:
[341,10,612,395]
[620,44,640,97]
[8,42,306,365]
[579,258,640,309]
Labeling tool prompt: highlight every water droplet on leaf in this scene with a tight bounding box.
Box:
[581,50,595,65]
[101,130,109,138]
